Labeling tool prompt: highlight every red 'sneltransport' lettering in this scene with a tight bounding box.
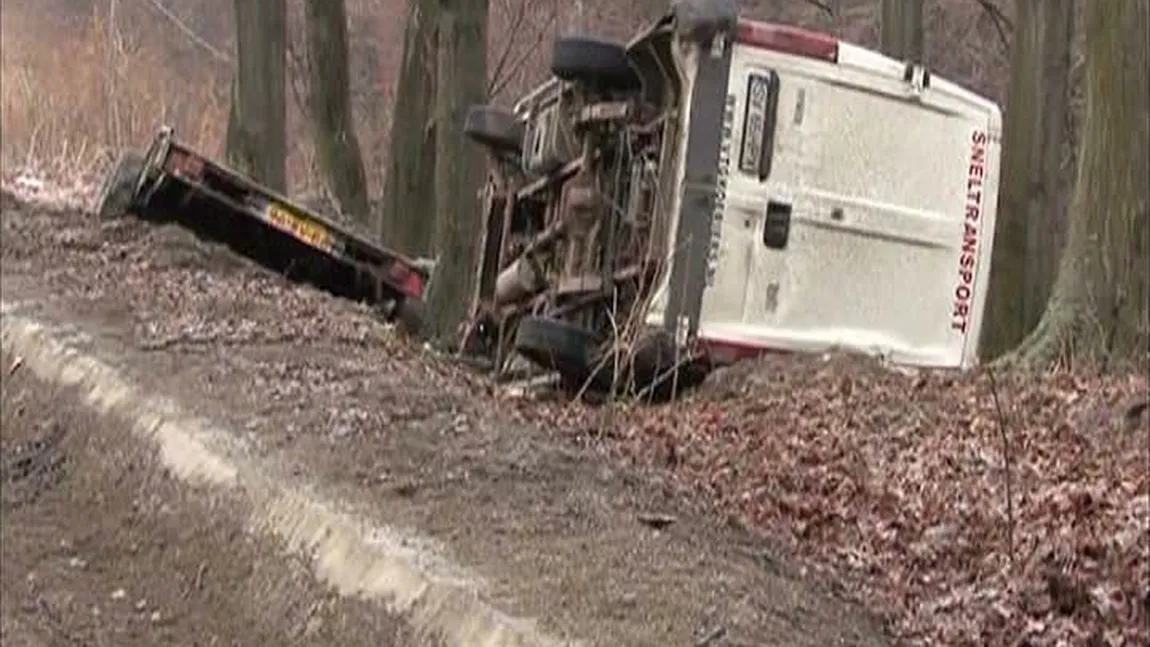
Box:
[951,131,987,334]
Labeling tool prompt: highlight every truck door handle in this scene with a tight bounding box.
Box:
[763,201,791,249]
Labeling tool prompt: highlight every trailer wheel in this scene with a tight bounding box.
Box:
[396,297,428,338]
[464,105,525,153]
[550,36,641,91]
[96,151,145,220]
[624,332,708,399]
[513,316,601,386]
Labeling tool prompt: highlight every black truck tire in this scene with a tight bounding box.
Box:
[96,151,145,220]
[550,36,641,91]
[464,105,525,153]
[623,331,709,399]
[395,297,428,338]
[513,316,601,386]
[671,0,739,43]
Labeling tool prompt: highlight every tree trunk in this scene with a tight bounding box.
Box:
[1004,1,1149,370]
[426,0,489,341]
[226,0,287,193]
[1028,0,1073,327]
[379,0,440,254]
[879,0,924,63]
[303,0,370,226]
[981,0,1073,359]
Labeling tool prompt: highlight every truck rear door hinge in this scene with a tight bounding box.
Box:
[903,63,931,98]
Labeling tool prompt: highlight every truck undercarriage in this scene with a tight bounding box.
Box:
[460,19,709,397]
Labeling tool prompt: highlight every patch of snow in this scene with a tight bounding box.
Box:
[2,167,102,213]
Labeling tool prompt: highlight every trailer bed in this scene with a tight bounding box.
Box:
[99,127,427,324]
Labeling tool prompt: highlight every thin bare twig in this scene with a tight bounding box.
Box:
[802,0,834,17]
[695,625,728,647]
[972,0,1013,52]
[106,0,124,151]
[489,7,559,98]
[139,0,232,63]
[489,5,559,97]
[487,0,535,95]
[986,366,1016,569]
[285,42,311,122]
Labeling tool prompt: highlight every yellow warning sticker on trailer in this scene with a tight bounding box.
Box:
[265,202,333,251]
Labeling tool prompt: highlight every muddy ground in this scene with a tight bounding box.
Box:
[0,349,417,647]
[0,193,894,645]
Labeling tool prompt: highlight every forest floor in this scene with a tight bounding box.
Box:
[1,177,1146,646]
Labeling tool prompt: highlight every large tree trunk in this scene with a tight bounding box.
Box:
[303,0,370,226]
[226,0,287,192]
[981,0,1073,359]
[1004,1,1149,370]
[425,0,489,341]
[879,0,924,62]
[379,0,440,254]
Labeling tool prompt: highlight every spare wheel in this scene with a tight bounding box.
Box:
[550,35,642,91]
[464,105,525,153]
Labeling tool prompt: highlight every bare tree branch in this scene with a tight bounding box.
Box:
[986,367,1016,569]
[489,5,558,97]
[802,0,835,17]
[488,0,535,94]
[285,41,311,121]
[139,0,232,63]
[106,0,124,151]
[972,0,1013,52]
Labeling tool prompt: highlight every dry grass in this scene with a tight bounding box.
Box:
[0,8,227,180]
[0,3,386,196]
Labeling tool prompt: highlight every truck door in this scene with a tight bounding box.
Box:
[700,41,1002,369]
[697,60,797,337]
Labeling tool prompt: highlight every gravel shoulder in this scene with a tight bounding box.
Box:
[0,192,892,645]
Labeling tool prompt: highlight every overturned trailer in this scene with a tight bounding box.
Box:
[460,0,1003,396]
[97,127,429,328]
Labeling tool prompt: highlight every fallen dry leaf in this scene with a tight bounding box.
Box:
[530,354,1149,646]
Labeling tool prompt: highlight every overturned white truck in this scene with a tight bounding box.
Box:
[459,0,1002,395]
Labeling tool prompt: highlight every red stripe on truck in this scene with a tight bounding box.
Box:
[735,21,838,63]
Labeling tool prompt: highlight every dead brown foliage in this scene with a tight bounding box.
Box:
[513,355,1149,646]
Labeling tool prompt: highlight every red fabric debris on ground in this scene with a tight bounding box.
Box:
[510,354,1149,647]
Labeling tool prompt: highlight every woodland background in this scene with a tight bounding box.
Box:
[1,2,1146,644]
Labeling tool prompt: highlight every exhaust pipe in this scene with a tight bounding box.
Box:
[494,257,547,305]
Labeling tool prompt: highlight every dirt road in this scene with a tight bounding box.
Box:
[0,350,414,647]
[0,191,893,646]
